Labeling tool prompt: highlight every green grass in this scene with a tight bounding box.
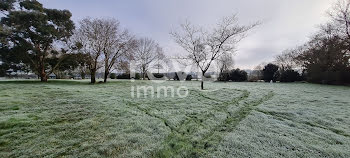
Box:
[0,80,349,157]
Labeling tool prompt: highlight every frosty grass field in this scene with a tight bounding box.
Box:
[0,80,349,157]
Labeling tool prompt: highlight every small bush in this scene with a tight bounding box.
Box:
[110,73,116,79]
[186,75,192,81]
[263,63,279,82]
[280,70,301,82]
[229,69,248,82]
[117,73,140,80]
[117,73,130,79]
[218,71,230,81]
[218,69,248,82]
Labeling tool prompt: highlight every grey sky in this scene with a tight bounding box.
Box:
[39,0,332,69]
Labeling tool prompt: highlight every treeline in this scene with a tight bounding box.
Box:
[0,0,165,83]
[218,69,247,82]
[239,1,350,85]
[271,1,350,85]
[217,64,302,83]
[247,63,303,83]
[1,0,349,86]
[109,72,193,81]
[203,0,350,85]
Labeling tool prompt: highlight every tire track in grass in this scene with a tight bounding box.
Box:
[169,89,252,157]
[174,89,249,134]
[155,90,274,157]
[124,89,247,157]
[256,109,350,138]
[125,89,274,157]
[124,89,248,134]
[179,89,250,132]
[199,91,275,153]
[124,101,179,132]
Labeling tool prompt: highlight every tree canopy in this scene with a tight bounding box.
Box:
[0,0,74,81]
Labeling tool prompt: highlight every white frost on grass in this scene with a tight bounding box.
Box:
[0,80,349,157]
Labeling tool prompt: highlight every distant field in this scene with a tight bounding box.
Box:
[0,80,349,157]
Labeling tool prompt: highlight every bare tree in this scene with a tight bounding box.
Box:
[72,18,105,83]
[100,19,136,83]
[248,62,266,81]
[328,0,350,42]
[216,53,234,74]
[134,38,161,80]
[274,49,298,71]
[71,18,135,83]
[115,58,131,74]
[171,15,259,89]
[153,48,166,74]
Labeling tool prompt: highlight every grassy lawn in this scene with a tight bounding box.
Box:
[0,80,349,157]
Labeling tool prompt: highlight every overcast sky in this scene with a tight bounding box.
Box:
[39,0,333,69]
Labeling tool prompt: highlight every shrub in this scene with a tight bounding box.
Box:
[229,69,248,82]
[117,73,130,79]
[186,74,192,81]
[110,73,116,79]
[117,73,140,80]
[280,70,301,82]
[263,63,279,82]
[218,71,230,81]
[134,73,141,80]
[218,69,248,82]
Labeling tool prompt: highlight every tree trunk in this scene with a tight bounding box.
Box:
[104,71,108,83]
[41,75,47,82]
[142,68,146,80]
[90,69,96,84]
[201,71,205,90]
[40,65,47,82]
[201,80,204,90]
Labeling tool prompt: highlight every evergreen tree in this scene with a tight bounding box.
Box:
[0,0,74,81]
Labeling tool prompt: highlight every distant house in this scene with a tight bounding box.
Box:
[73,74,82,80]
[48,73,56,79]
[6,69,18,76]
[6,69,14,75]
